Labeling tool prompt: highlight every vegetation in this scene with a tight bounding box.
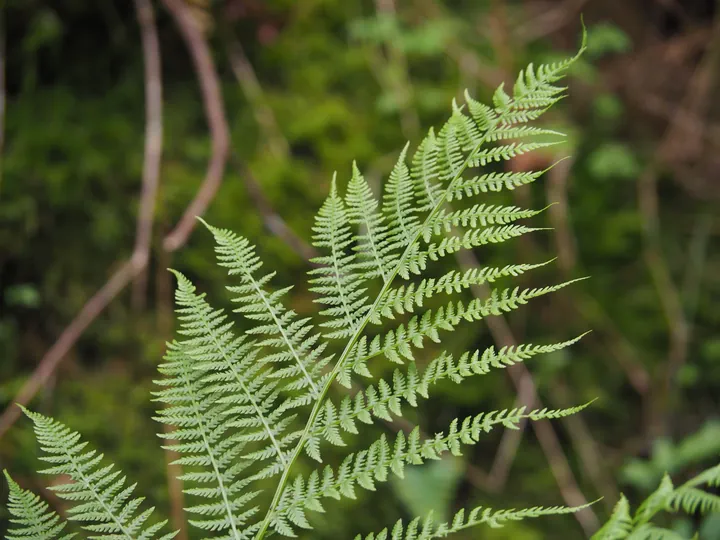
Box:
[2,1,718,539]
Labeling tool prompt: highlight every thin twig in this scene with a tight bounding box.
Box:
[0,259,139,439]
[640,12,720,437]
[231,155,318,261]
[226,36,289,159]
[132,0,164,310]
[161,0,230,252]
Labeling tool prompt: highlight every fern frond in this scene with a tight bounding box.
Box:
[309,177,368,339]
[633,475,675,527]
[421,203,546,241]
[624,524,685,540]
[399,224,545,278]
[167,271,296,470]
[668,487,720,515]
[202,221,328,397]
[346,162,393,283]
[4,471,75,540]
[270,403,590,535]
[373,260,553,322]
[446,169,545,200]
[591,495,632,540]
[21,407,175,540]
[154,341,260,539]
[320,334,587,446]
[410,128,441,211]
[354,502,591,539]
[382,144,420,248]
[470,140,562,167]
[349,280,584,372]
[595,461,720,540]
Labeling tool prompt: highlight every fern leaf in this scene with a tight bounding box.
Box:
[410,128,441,211]
[202,222,325,397]
[322,334,587,444]
[633,474,675,527]
[591,495,632,540]
[272,403,591,535]
[349,280,584,373]
[4,471,75,540]
[21,407,174,540]
[625,524,686,540]
[167,271,294,470]
[345,162,393,283]
[154,341,260,539]
[309,176,368,339]
[399,225,546,278]
[354,502,591,539]
[668,487,720,515]
[382,144,420,248]
[422,203,546,241]
[447,169,544,200]
[373,260,553,322]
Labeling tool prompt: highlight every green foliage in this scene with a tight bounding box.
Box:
[2,34,603,539]
[3,471,74,540]
[592,464,720,540]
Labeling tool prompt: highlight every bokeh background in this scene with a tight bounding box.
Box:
[1,0,719,538]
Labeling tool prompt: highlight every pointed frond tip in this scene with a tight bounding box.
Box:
[4,470,75,540]
[19,407,177,540]
[354,499,599,539]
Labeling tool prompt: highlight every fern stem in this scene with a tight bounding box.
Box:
[255,120,502,539]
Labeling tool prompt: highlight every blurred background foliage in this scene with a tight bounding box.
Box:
[1,0,719,538]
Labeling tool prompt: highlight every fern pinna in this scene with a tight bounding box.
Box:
[4,32,630,540]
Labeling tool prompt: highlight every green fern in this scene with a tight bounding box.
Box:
[592,464,720,540]
[2,29,613,540]
[3,471,74,540]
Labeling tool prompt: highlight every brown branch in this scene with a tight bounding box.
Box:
[132,0,164,310]
[231,155,319,261]
[0,258,139,439]
[225,37,289,160]
[161,0,230,252]
[639,13,720,437]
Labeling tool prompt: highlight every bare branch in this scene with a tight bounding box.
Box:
[131,0,164,310]
[0,259,138,439]
[161,0,230,252]
[226,36,289,159]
